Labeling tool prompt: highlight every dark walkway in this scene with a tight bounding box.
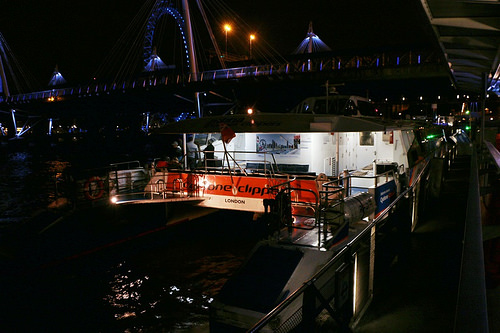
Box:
[353,146,483,332]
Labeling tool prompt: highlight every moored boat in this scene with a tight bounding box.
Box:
[99,99,462,331]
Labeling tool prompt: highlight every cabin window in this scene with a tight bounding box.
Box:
[302,102,312,113]
[194,134,208,146]
[345,100,358,116]
[360,132,374,146]
[313,100,328,114]
[357,101,377,116]
[194,133,221,146]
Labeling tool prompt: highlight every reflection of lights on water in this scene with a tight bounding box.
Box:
[201,295,214,310]
[169,285,213,307]
[115,311,136,320]
[108,273,145,302]
[169,285,180,294]
[176,296,194,304]
[105,261,151,320]
[105,258,225,327]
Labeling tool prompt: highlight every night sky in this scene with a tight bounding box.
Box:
[0,0,435,88]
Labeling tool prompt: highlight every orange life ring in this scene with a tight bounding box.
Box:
[84,176,105,200]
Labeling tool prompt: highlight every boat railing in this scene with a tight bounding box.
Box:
[265,169,400,249]
[141,171,202,201]
[267,177,317,231]
[180,150,279,177]
[269,185,321,239]
[108,160,150,195]
[320,178,345,207]
[112,151,283,204]
[319,178,346,243]
[247,158,431,333]
[109,160,142,171]
[267,176,348,249]
[344,168,398,196]
[63,161,152,207]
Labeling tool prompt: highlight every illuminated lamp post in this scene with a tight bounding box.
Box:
[224,24,231,58]
[249,34,255,59]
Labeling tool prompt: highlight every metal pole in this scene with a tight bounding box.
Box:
[181,0,202,118]
[336,133,340,176]
[48,118,53,136]
[183,133,188,170]
[145,112,150,133]
[182,0,197,79]
[225,30,228,58]
[11,109,17,136]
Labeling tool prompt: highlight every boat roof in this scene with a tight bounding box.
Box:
[155,113,417,134]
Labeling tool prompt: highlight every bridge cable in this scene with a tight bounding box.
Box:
[195,0,225,69]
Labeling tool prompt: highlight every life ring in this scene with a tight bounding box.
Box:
[84,176,105,200]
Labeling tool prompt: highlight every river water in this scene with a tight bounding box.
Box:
[0,137,262,332]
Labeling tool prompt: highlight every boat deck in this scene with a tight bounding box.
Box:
[332,145,500,333]
[277,219,370,250]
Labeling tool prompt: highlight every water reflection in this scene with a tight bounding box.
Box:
[106,261,146,321]
[0,152,34,227]
[0,144,260,332]
[103,251,245,331]
[0,151,73,229]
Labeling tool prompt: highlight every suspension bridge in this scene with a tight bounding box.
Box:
[0,0,497,139]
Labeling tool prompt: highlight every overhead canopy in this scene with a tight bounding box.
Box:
[154,113,415,135]
[419,0,500,95]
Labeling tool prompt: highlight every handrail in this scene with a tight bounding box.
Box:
[248,247,352,333]
[109,160,142,170]
[268,177,297,190]
[454,148,489,333]
[484,141,500,170]
[248,157,430,332]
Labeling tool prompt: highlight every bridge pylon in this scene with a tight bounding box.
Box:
[144,0,201,117]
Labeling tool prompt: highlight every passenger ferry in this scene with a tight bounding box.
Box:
[101,96,456,332]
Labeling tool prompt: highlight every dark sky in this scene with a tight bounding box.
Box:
[0,0,435,87]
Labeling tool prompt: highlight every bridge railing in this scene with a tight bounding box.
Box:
[5,50,443,104]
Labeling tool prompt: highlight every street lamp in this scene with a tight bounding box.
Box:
[223,24,231,57]
[249,34,255,59]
